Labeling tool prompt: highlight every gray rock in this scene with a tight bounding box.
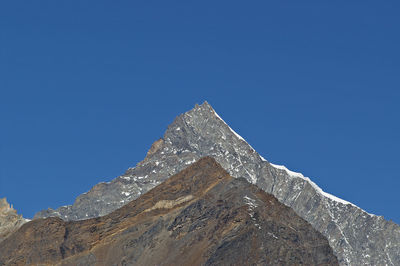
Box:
[1,158,339,266]
[35,102,400,265]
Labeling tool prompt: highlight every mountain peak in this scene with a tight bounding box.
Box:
[186,101,220,121]
[194,100,213,109]
[0,198,27,243]
[0,198,13,214]
[33,103,400,265]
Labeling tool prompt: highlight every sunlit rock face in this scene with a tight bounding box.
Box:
[35,102,400,265]
[0,198,27,243]
[1,158,339,266]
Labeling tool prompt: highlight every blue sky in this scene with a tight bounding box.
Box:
[1,1,399,223]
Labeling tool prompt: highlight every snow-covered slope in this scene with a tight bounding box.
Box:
[35,102,400,265]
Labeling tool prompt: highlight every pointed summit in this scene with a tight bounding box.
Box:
[198,100,215,111]
[0,198,27,243]
[183,101,220,120]
[193,100,212,109]
[34,103,400,266]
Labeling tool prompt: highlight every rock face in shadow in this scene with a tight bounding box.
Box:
[34,102,400,265]
[1,157,338,266]
[0,198,27,243]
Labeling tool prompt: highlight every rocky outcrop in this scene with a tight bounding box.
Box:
[0,198,27,243]
[34,102,400,265]
[1,157,338,266]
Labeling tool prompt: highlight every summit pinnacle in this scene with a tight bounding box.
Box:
[34,102,400,265]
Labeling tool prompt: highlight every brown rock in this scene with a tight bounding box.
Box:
[146,138,164,158]
[0,157,338,266]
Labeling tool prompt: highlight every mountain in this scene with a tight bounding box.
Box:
[0,198,28,243]
[34,102,400,265]
[0,157,338,266]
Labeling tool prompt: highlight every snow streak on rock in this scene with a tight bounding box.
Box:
[35,102,400,266]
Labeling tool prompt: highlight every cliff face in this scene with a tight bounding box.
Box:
[34,102,400,265]
[0,157,338,266]
[0,198,27,243]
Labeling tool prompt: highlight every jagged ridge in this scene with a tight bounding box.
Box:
[34,102,400,265]
[1,157,338,266]
[0,198,28,243]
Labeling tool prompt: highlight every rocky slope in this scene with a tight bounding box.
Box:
[1,157,338,266]
[34,102,400,265]
[0,198,27,243]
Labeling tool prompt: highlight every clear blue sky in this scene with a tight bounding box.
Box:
[1,1,399,223]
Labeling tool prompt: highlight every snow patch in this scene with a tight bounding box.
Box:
[244,195,258,209]
[185,158,196,165]
[244,195,261,229]
[268,232,279,239]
